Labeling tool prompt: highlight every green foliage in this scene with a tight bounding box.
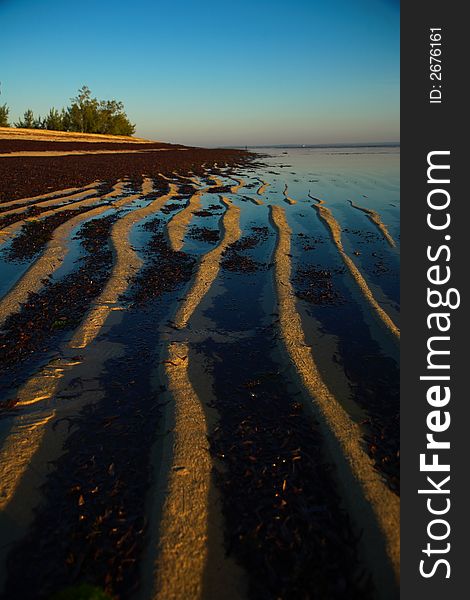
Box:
[65,86,135,135]
[44,107,65,131]
[61,107,71,131]
[50,583,112,600]
[11,86,135,136]
[97,99,135,136]
[0,103,9,127]
[67,86,99,133]
[14,108,43,129]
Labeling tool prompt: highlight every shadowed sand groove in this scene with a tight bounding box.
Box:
[0,182,100,210]
[153,342,212,600]
[270,205,399,597]
[173,197,240,329]
[166,189,202,251]
[70,184,179,348]
[0,194,140,327]
[256,179,269,195]
[282,183,297,205]
[0,343,127,593]
[348,199,397,247]
[308,193,399,339]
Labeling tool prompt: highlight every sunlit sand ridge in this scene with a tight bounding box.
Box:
[256,179,270,195]
[153,194,241,598]
[229,176,245,193]
[348,198,397,247]
[282,183,297,204]
[154,341,212,599]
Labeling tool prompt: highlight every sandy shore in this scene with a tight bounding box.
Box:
[0,126,153,144]
[0,135,251,202]
[0,136,399,599]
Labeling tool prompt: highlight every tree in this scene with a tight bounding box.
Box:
[0,103,9,127]
[66,86,135,135]
[60,108,71,132]
[97,99,135,136]
[15,109,43,129]
[67,86,100,133]
[9,86,135,135]
[44,107,64,131]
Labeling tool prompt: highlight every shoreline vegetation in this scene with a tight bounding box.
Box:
[0,86,136,136]
[0,130,399,600]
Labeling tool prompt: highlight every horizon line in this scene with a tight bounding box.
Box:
[218,141,400,149]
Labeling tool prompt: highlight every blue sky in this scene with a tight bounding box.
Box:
[0,0,399,146]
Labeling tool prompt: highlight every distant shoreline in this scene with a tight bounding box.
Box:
[226,142,400,149]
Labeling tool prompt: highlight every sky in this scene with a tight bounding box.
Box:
[0,0,399,147]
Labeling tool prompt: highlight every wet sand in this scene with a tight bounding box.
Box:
[0,140,400,600]
[271,205,399,595]
[309,192,399,339]
[348,199,397,247]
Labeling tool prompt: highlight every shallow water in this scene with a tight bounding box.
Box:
[0,148,400,598]
[229,146,400,332]
[0,244,31,300]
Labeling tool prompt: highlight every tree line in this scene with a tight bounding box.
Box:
[0,86,135,136]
